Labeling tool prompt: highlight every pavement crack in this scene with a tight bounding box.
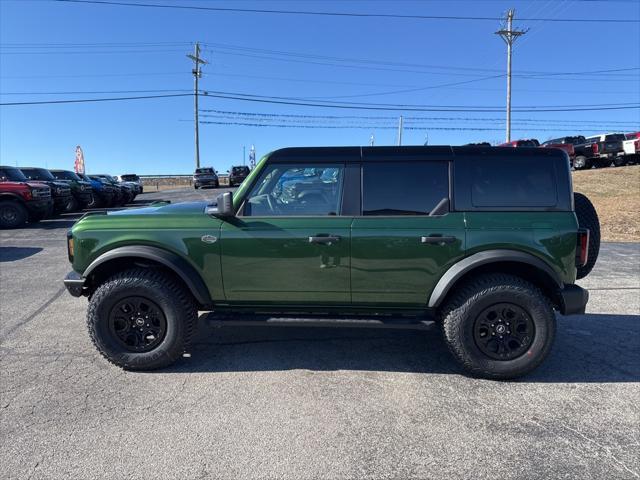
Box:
[0,286,66,341]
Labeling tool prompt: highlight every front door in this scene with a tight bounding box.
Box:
[351,155,466,307]
[220,162,351,306]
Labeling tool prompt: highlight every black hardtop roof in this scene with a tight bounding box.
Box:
[267,145,565,163]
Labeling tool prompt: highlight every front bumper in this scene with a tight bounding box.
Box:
[74,191,93,204]
[25,198,53,215]
[64,271,86,297]
[559,284,589,315]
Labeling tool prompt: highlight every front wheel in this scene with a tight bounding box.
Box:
[440,274,556,380]
[87,268,197,370]
[0,200,28,228]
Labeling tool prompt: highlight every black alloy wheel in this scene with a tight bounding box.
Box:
[108,296,167,352]
[473,303,535,360]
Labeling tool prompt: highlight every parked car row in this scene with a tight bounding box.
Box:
[193,165,251,189]
[497,132,640,170]
[0,166,144,228]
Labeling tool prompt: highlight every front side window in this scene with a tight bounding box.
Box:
[243,163,344,216]
[362,161,449,216]
[52,170,81,181]
[0,167,28,182]
[21,168,55,181]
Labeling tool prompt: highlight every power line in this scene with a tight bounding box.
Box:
[53,0,640,23]
[2,91,638,112]
[0,93,191,106]
[197,120,627,133]
[0,89,191,95]
[198,109,640,126]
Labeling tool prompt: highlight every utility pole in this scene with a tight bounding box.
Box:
[249,144,256,169]
[243,146,246,166]
[495,9,527,143]
[397,115,403,146]
[187,42,207,169]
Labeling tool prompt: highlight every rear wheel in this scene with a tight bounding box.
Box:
[87,268,197,370]
[440,274,556,380]
[0,200,28,228]
[573,156,591,170]
[574,192,600,279]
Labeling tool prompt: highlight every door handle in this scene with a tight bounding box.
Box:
[421,235,457,245]
[309,235,341,245]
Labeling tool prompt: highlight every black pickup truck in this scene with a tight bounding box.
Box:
[541,136,598,170]
[585,133,627,168]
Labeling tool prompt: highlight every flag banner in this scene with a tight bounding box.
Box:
[74,146,85,174]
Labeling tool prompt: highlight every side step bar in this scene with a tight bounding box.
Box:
[201,312,437,331]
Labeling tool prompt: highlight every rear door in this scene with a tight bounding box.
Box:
[350,149,466,307]
[219,157,356,306]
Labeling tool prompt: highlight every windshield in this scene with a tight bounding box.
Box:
[232,167,249,174]
[120,174,139,181]
[21,168,56,181]
[195,168,214,174]
[52,170,82,181]
[0,166,28,182]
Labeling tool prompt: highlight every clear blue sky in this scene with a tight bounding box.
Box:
[1,0,639,175]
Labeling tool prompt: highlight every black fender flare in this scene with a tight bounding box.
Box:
[83,245,211,305]
[0,192,26,203]
[428,249,563,308]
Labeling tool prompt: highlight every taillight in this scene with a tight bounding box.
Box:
[634,139,640,153]
[576,228,589,267]
[591,143,599,154]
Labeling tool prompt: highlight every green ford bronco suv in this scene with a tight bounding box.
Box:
[64,146,599,379]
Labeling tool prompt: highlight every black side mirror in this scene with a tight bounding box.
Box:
[210,191,234,217]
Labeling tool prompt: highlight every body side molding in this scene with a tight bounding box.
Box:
[428,249,563,308]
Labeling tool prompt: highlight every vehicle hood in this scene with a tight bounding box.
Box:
[107,201,208,216]
[26,182,50,190]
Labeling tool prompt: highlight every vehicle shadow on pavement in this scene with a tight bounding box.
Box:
[164,313,639,383]
[0,246,43,262]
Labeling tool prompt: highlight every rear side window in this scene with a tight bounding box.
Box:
[604,134,625,142]
[460,157,557,208]
[362,161,449,216]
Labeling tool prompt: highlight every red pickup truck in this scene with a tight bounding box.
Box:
[0,167,53,228]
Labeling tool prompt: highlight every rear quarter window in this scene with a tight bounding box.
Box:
[454,154,566,211]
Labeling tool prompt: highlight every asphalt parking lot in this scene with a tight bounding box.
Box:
[1,187,639,480]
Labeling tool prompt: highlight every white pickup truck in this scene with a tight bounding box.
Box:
[622,132,639,164]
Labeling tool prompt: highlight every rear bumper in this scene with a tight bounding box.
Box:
[64,271,86,297]
[559,284,589,315]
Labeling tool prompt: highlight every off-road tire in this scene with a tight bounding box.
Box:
[574,192,600,279]
[87,268,197,370]
[440,274,556,380]
[67,196,79,212]
[0,200,28,228]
